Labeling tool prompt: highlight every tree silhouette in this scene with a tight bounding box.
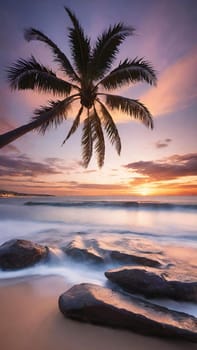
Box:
[0,7,157,167]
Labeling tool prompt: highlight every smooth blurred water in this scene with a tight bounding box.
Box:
[0,196,196,247]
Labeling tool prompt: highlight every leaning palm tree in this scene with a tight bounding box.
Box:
[0,7,157,167]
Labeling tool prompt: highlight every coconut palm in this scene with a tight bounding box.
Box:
[0,7,157,167]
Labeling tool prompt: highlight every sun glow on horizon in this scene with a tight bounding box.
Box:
[135,185,154,196]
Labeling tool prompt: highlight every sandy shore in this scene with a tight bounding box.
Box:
[0,276,196,350]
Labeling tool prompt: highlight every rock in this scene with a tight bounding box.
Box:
[62,236,163,268]
[93,236,164,267]
[167,280,197,302]
[63,239,104,264]
[59,283,197,342]
[110,251,161,268]
[105,266,197,302]
[0,239,48,270]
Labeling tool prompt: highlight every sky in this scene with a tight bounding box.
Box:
[0,0,197,196]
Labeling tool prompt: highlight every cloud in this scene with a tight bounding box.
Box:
[67,183,127,190]
[1,144,20,153]
[155,138,172,148]
[0,174,129,196]
[45,157,63,164]
[141,47,197,116]
[0,153,91,195]
[124,153,197,181]
[0,154,62,177]
[83,170,97,174]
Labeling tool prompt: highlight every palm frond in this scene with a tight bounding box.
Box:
[91,107,105,168]
[32,95,79,134]
[90,23,135,81]
[24,28,80,82]
[62,106,83,144]
[7,56,75,95]
[98,58,157,90]
[96,99,121,154]
[103,93,153,129]
[65,7,91,78]
[81,111,93,168]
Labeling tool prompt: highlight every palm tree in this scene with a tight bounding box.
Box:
[0,7,157,167]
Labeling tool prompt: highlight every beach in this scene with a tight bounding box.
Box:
[0,276,196,350]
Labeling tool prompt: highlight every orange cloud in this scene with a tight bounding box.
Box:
[125,153,197,196]
[141,47,197,116]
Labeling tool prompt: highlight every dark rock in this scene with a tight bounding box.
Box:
[93,237,164,267]
[59,283,197,342]
[0,239,48,270]
[63,240,104,264]
[168,280,197,302]
[105,266,197,302]
[110,251,161,268]
[62,237,163,268]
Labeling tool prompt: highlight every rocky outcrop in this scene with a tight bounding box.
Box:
[63,238,161,267]
[105,266,197,302]
[109,251,161,268]
[63,240,104,264]
[0,239,48,270]
[59,283,197,342]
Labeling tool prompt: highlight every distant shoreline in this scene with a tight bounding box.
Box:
[0,190,54,198]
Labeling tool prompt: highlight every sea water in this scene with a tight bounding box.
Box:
[0,195,196,246]
[0,195,196,316]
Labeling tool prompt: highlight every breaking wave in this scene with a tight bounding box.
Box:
[24,200,197,211]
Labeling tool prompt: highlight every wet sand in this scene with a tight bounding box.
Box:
[0,276,196,350]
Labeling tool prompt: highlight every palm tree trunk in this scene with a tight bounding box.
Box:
[0,119,43,148]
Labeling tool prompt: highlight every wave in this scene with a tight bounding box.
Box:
[24,200,197,210]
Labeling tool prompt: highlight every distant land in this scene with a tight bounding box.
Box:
[0,190,54,198]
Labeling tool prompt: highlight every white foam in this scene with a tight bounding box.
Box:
[0,258,106,286]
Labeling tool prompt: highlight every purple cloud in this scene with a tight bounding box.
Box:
[124,153,197,181]
[155,138,172,148]
[0,154,61,177]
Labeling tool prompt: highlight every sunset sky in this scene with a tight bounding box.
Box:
[0,0,197,196]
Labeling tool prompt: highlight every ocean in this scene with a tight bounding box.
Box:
[0,195,196,316]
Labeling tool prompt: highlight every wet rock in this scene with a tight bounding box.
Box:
[63,240,104,264]
[167,280,197,302]
[110,251,161,268]
[59,283,197,342]
[62,236,163,268]
[93,236,164,267]
[0,239,48,270]
[105,266,197,302]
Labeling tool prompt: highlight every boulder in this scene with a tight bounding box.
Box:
[169,280,197,301]
[110,251,161,268]
[0,239,48,270]
[105,266,197,302]
[63,238,162,267]
[59,283,197,342]
[63,240,104,264]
